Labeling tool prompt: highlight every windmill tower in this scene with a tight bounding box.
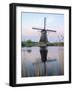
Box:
[32,17,56,46]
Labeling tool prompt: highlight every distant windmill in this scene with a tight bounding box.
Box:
[32,17,56,46]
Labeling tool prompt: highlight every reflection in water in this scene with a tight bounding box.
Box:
[27,49,31,53]
[40,47,48,62]
[21,46,64,77]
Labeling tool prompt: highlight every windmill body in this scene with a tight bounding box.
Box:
[40,30,48,43]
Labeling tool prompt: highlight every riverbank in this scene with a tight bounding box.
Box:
[22,40,64,47]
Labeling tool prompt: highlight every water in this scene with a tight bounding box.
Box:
[21,46,64,77]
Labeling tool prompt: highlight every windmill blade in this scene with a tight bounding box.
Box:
[33,59,56,65]
[32,27,43,30]
[44,17,46,30]
[46,29,56,32]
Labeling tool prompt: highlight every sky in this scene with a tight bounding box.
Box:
[21,12,64,42]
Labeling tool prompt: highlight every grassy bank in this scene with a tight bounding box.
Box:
[22,40,64,47]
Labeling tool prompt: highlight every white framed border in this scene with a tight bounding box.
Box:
[16,6,69,84]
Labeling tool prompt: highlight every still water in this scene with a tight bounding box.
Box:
[21,46,64,77]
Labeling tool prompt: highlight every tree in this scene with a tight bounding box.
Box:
[25,40,33,47]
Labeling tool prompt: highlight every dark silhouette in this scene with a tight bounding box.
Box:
[32,17,56,45]
[40,46,48,62]
[40,46,48,75]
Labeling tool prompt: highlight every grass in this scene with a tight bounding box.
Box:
[22,40,64,47]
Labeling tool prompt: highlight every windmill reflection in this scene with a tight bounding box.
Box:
[33,46,58,76]
[40,46,48,76]
[40,46,48,62]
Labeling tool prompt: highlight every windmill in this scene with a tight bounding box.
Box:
[32,17,56,46]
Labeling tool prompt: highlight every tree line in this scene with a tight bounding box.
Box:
[22,40,64,47]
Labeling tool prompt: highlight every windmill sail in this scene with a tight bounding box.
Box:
[32,27,43,30]
[46,29,56,32]
[44,17,46,30]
